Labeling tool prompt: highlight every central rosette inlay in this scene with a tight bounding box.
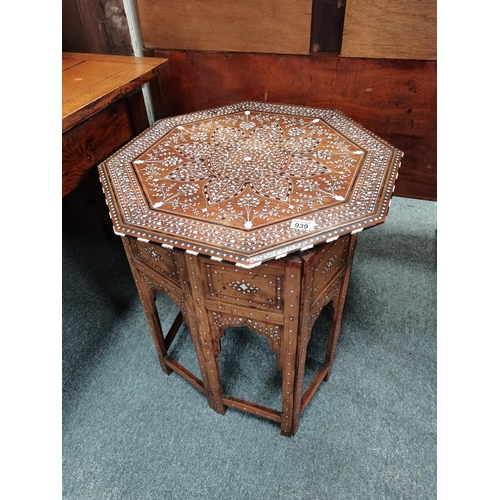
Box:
[150,118,334,210]
[207,136,288,181]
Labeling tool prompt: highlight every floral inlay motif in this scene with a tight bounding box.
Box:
[144,246,163,261]
[322,255,337,274]
[133,110,364,230]
[228,280,260,294]
[99,101,403,266]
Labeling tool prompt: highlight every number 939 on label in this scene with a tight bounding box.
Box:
[290,219,316,231]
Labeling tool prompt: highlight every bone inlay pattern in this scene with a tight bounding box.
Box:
[211,312,281,353]
[144,246,163,261]
[228,280,260,294]
[100,103,402,436]
[99,102,402,266]
[142,274,185,313]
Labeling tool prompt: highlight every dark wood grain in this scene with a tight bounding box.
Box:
[153,50,436,200]
[62,0,88,53]
[74,0,113,55]
[62,90,150,234]
[310,0,346,53]
[62,99,134,197]
[62,0,134,56]
[124,89,150,135]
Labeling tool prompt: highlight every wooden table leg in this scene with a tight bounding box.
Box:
[279,258,302,437]
[121,237,170,375]
[181,253,226,415]
[290,260,315,436]
[324,234,358,382]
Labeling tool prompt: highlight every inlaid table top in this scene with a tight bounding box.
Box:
[98,102,403,267]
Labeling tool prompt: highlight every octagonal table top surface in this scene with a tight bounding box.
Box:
[98,101,403,267]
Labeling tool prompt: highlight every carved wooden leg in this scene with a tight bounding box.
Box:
[279,258,302,437]
[290,262,315,436]
[163,311,184,353]
[324,234,358,382]
[279,325,298,437]
[290,322,312,436]
[121,237,171,375]
[181,253,226,415]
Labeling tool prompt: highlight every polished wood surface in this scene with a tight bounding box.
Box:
[62,99,135,198]
[99,102,402,266]
[62,52,168,133]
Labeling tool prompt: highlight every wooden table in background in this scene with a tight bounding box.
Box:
[62,52,168,198]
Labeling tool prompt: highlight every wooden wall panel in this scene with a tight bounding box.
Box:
[153,50,436,200]
[62,0,88,53]
[136,0,313,55]
[341,0,437,60]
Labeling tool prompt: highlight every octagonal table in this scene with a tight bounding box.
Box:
[98,101,403,436]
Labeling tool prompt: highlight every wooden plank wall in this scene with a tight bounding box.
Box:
[135,0,313,55]
[62,0,437,202]
[341,0,437,60]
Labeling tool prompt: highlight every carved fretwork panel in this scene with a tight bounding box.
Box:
[210,312,283,369]
[125,238,185,313]
[140,271,186,314]
[307,279,341,334]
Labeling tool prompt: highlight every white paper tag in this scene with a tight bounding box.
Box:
[290,219,316,231]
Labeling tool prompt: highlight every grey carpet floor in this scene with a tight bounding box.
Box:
[62,195,437,499]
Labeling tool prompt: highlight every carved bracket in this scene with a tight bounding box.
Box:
[210,312,282,364]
